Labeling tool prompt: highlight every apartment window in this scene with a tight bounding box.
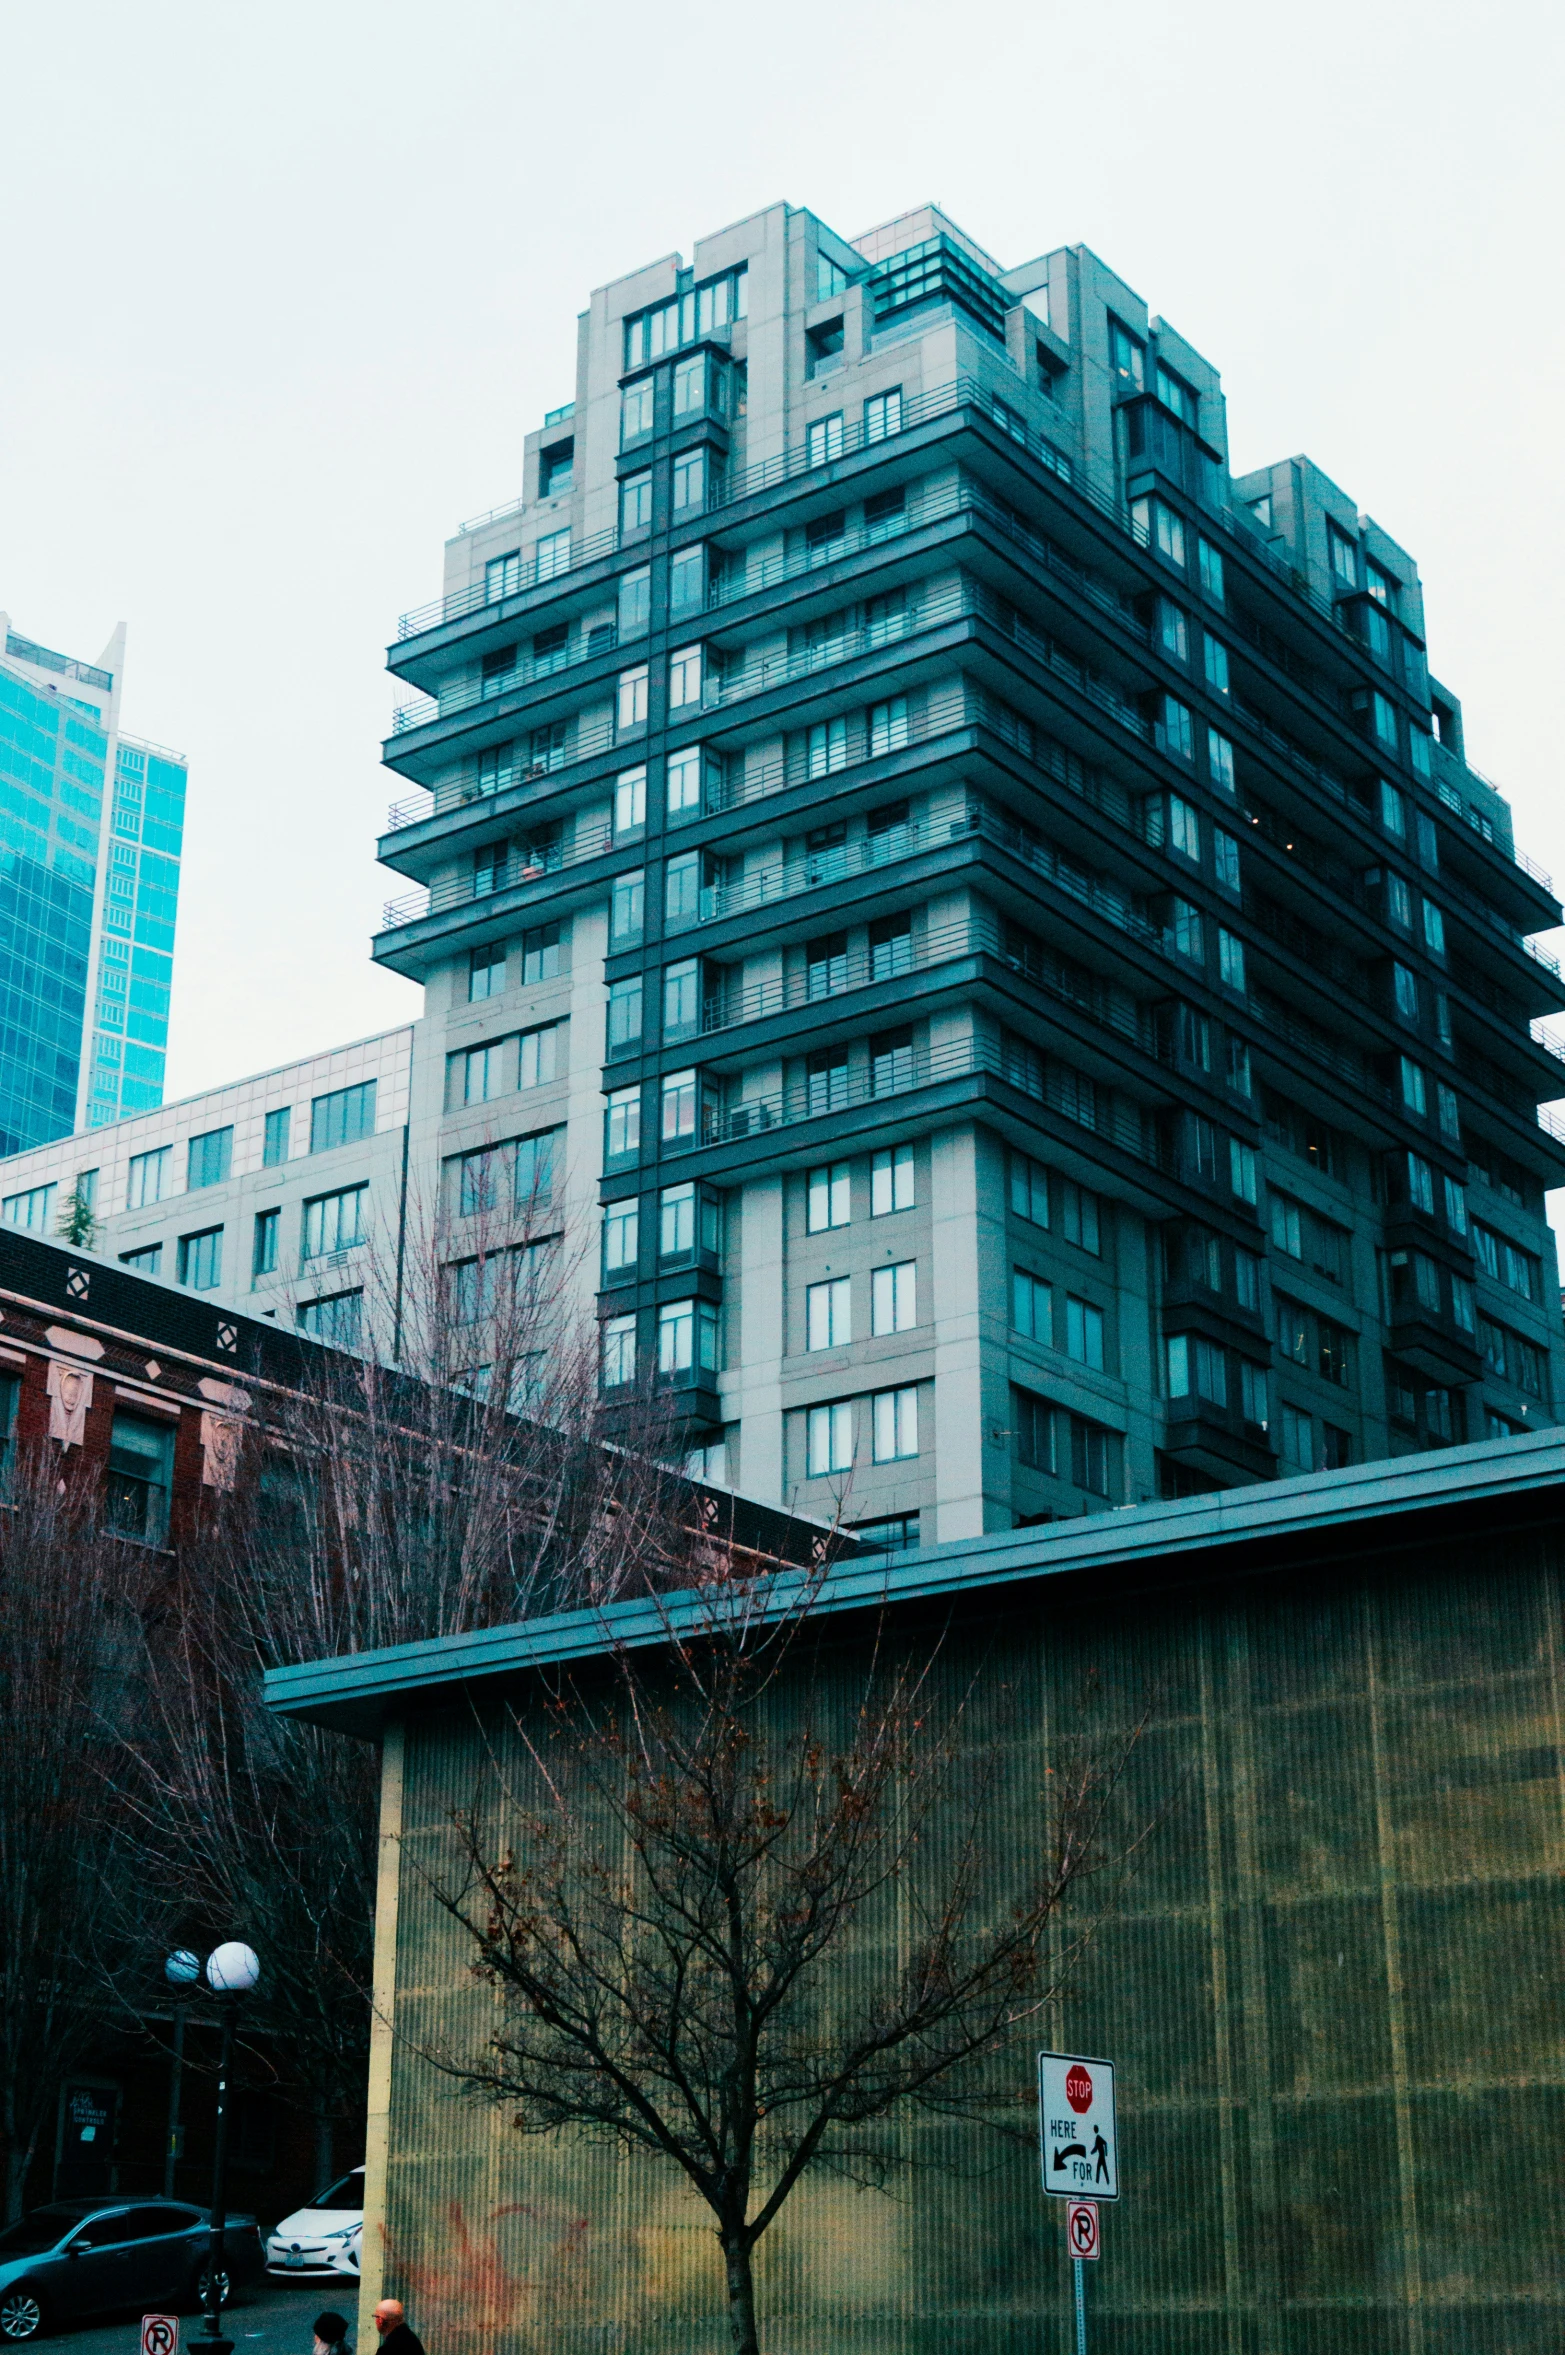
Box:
[808,1278,851,1351]
[869,697,910,757]
[1065,1296,1104,1370]
[178,1227,223,1291]
[611,870,645,944]
[617,664,650,732]
[865,486,906,541]
[1230,1139,1258,1204]
[311,1081,376,1154]
[606,977,643,1055]
[1159,696,1193,761]
[1270,1193,1303,1260]
[467,942,503,1003]
[873,1386,918,1462]
[121,1244,162,1275]
[1370,692,1398,753]
[872,1144,914,1216]
[1399,1056,1427,1117]
[303,1184,367,1260]
[620,472,652,535]
[485,550,521,602]
[663,554,706,633]
[1422,900,1446,959]
[522,923,561,982]
[518,1023,560,1089]
[991,395,1026,444]
[663,959,701,1039]
[1197,538,1225,605]
[1404,1151,1436,1215]
[106,1411,175,1546]
[1108,316,1145,387]
[807,1049,849,1117]
[252,1209,279,1281]
[872,1261,916,1336]
[1010,1153,1049,1227]
[534,528,570,582]
[665,746,705,820]
[659,1182,695,1260]
[669,646,703,711]
[254,1107,290,1173]
[1012,1270,1052,1344]
[1279,1402,1315,1473]
[1061,1180,1101,1254]
[1392,962,1419,1023]
[1329,522,1357,588]
[806,413,844,466]
[807,932,848,999]
[1436,1082,1461,1144]
[808,1164,850,1232]
[1167,794,1200,861]
[1203,635,1231,697]
[1133,495,1185,568]
[807,717,848,779]
[1240,1361,1269,1430]
[657,1300,696,1377]
[187,1125,233,1190]
[870,1028,914,1097]
[663,853,701,931]
[606,1085,641,1161]
[603,1200,638,1279]
[126,1149,171,1210]
[459,1041,504,1106]
[1378,780,1407,841]
[1167,899,1203,963]
[1228,1036,1252,1098]
[865,387,903,442]
[1166,1332,1227,1408]
[672,449,710,515]
[528,721,568,774]
[1157,600,1188,662]
[621,378,654,442]
[1207,728,1236,794]
[662,1069,698,1145]
[807,1400,853,1476]
[1218,929,1246,995]
[602,1313,637,1389]
[612,567,651,643]
[539,438,573,496]
[2,1182,56,1233]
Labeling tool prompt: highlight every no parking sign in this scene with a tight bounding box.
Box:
[142,2317,179,2355]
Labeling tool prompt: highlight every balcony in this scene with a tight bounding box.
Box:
[380,820,615,933]
[689,1028,1170,1175]
[389,620,636,739]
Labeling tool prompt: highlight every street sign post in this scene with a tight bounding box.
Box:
[1038,2051,1118,2198]
[1039,2054,1118,2355]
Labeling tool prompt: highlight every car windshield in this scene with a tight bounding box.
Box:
[0,2208,79,2253]
[311,2173,363,2210]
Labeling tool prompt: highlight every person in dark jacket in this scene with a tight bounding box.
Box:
[313,2316,352,2355]
[374,2300,426,2355]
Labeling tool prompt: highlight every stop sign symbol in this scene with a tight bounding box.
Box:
[1066,2063,1093,2113]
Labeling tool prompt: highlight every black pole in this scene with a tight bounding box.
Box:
[198,2002,236,2355]
[163,1999,186,2200]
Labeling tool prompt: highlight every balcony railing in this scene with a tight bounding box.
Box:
[695,1028,1169,1169]
[388,371,1552,904]
[390,621,638,737]
[396,523,623,639]
[379,819,615,933]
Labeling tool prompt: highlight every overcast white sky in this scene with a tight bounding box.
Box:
[3,1,1562,1134]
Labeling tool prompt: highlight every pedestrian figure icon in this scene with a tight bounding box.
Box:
[1092,2126,1109,2184]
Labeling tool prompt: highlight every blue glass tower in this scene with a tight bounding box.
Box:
[87,738,187,1125]
[0,621,186,1154]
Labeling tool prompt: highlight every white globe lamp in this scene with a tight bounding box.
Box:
[205,1941,261,1995]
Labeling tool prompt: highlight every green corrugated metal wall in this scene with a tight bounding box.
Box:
[379,1529,1565,2355]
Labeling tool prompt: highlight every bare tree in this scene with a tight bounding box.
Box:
[116,1200,809,2180]
[420,1583,1152,2355]
[0,1453,147,2217]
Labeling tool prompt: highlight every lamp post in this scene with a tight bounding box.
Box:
[197,1942,260,2355]
[163,1950,201,2200]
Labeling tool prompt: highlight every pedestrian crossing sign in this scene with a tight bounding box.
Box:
[1038,2051,1119,2200]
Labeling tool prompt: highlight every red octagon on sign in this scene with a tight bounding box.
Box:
[1066,2063,1093,2114]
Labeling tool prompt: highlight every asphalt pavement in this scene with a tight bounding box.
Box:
[42,2281,351,2355]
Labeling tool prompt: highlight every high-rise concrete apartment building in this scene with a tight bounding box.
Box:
[0,617,187,1157]
[367,201,1565,1542]
[4,205,1559,1542]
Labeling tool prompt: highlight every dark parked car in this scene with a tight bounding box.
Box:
[0,2200,263,2340]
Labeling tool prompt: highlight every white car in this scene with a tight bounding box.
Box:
[265,2167,363,2277]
